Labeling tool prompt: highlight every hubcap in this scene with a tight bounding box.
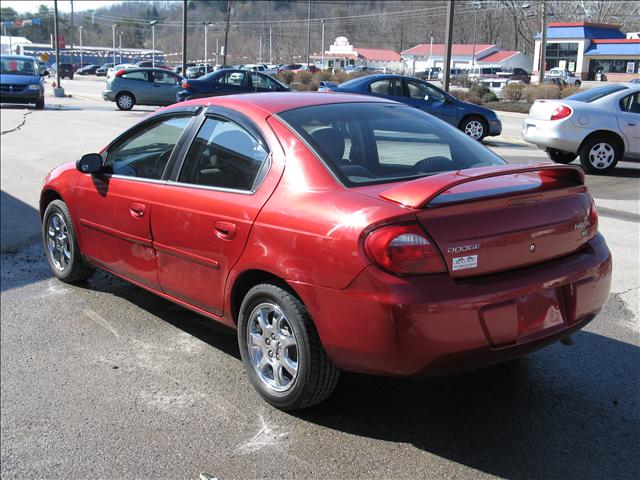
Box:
[47,213,71,271]
[464,120,484,140]
[247,303,298,392]
[118,95,132,109]
[588,142,614,169]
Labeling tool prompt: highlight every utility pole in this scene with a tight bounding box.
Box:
[471,2,480,67]
[306,0,311,66]
[150,20,158,68]
[269,27,272,65]
[53,0,64,96]
[442,0,455,92]
[70,0,74,64]
[259,36,262,63]
[112,24,117,66]
[79,26,83,67]
[182,0,187,75]
[216,36,219,65]
[203,22,209,66]
[539,0,548,83]
[118,32,122,64]
[222,0,231,66]
[321,19,325,68]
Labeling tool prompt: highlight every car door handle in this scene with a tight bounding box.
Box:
[214,221,237,240]
[627,122,636,126]
[129,203,146,218]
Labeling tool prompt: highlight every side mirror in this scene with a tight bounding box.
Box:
[423,95,430,101]
[76,153,103,174]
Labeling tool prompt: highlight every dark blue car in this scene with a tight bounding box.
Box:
[0,55,45,109]
[318,74,501,141]
[176,69,289,102]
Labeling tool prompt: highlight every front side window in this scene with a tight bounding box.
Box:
[178,117,268,191]
[407,80,446,102]
[104,115,192,179]
[279,103,504,187]
[152,71,179,84]
[251,73,283,91]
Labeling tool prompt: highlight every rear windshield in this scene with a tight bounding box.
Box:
[278,103,505,187]
[565,84,628,103]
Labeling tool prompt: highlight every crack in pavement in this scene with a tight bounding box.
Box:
[1,110,32,135]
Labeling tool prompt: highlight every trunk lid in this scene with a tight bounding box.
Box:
[528,99,568,120]
[375,164,597,278]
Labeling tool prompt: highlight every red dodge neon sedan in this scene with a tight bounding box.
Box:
[40,93,612,410]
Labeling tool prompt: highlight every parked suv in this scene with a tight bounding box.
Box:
[496,67,531,84]
[52,62,74,79]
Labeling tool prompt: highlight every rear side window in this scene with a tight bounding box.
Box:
[178,117,268,191]
[121,71,148,81]
[368,79,403,96]
[620,92,640,113]
[104,115,192,179]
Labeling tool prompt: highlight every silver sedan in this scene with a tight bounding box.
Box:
[522,83,640,174]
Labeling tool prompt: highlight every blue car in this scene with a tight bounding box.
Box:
[318,74,501,141]
[0,55,45,109]
[176,69,289,102]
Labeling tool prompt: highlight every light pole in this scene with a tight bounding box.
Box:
[321,19,325,68]
[53,0,64,96]
[118,32,122,64]
[269,27,272,66]
[202,22,212,67]
[79,26,83,67]
[150,20,158,68]
[111,24,118,66]
[471,1,481,67]
[428,34,433,68]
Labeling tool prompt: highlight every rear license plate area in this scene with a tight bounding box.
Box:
[516,287,565,337]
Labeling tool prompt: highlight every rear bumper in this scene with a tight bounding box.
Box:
[522,118,586,153]
[293,234,612,376]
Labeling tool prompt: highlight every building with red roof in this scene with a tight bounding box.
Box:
[401,43,532,74]
[310,36,403,72]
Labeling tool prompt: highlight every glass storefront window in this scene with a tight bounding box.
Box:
[545,42,579,72]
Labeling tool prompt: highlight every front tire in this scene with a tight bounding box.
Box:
[116,92,135,111]
[574,80,582,87]
[546,149,576,164]
[460,116,488,141]
[35,96,45,109]
[42,200,94,283]
[579,135,621,175]
[238,283,340,410]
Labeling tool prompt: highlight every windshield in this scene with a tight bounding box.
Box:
[566,84,628,103]
[1,57,38,76]
[278,103,505,187]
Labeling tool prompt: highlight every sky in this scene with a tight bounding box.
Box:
[2,1,122,14]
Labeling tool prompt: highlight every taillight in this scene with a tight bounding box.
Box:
[115,69,126,77]
[550,105,572,121]
[182,81,190,89]
[588,195,598,234]
[364,224,446,275]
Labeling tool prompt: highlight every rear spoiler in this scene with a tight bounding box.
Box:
[379,163,585,208]
[317,81,338,92]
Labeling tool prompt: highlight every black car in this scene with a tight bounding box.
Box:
[176,69,289,102]
[52,62,74,79]
[77,64,99,75]
[95,63,114,77]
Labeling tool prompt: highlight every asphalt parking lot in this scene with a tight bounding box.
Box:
[1,76,639,479]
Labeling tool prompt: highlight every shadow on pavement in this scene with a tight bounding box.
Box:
[1,190,41,253]
[294,326,639,479]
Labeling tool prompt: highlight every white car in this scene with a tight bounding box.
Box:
[545,68,582,87]
[522,83,640,174]
[480,78,523,99]
[106,63,137,79]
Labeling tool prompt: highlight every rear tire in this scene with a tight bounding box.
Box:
[460,116,488,141]
[579,135,621,175]
[35,97,45,110]
[574,80,582,87]
[42,200,94,284]
[238,283,340,410]
[116,92,135,111]
[546,149,576,164]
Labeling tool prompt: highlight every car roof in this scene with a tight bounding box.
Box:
[2,54,37,61]
[172,92,396,115]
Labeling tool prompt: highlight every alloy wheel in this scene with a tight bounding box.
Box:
[588,142,615,170]
[464,120,484,140]
[247,302,299,392]
[47,213,71,271]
